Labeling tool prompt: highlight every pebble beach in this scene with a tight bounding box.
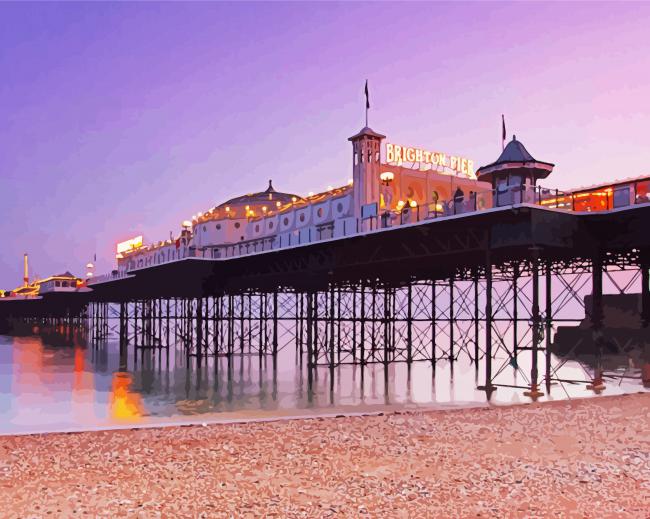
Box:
[1,393,648,518]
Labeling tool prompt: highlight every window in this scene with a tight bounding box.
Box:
[299,213,305,222]
[613,186,631,208]
[203,225,206,232]
[234,222,241,229]
[269,221,274,229]
[255,224,260,232]
[317,207,323,218]
[283,217,289,226]
[336,202,343,213]
[635,180,650,204]
[216,223,221,230]
[55,281,61,287]
[62,281,68,287]
[573,190,611,212]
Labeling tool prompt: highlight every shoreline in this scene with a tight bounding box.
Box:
[1,392,648,516]
[1,399,491,438]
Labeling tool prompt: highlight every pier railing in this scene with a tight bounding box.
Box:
[90,182,650,276]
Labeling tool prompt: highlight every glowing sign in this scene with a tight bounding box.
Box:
[116,235,143,255]
[385,143,475,178]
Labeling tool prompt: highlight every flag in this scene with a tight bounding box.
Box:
[93,253,96,262]
[501,114,506,149]
[364,80,370,109]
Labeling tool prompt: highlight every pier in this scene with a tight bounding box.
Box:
[2,126,649,399]
[3,199,649,397]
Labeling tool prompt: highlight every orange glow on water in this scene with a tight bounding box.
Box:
[73,344,84,391]
[110,372,144,421]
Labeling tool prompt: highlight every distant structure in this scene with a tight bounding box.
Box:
[23,253,29,287]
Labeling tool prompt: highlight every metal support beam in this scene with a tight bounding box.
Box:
[588,254,606,392]
[524,254,543,399]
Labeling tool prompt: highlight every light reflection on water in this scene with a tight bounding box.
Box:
[0,330,647,435]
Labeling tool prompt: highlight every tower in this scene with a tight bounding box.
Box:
[348,126,386,218]
[23,253,29,287]
[476,135,554,189]
[476,135,554,207]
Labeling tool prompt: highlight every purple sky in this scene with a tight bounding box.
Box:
[1,2,649,288]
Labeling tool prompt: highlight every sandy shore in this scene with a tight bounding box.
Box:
[1,394,648,518]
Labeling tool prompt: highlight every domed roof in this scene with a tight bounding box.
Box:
[476,135,554,182]
[217,180,303,208]
[494,136,536,164]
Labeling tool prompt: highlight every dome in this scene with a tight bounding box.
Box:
[476,135,554,184]
[217,180,303,209]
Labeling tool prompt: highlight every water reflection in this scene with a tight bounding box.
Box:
[0,327,647,435]
[110,372,144,421]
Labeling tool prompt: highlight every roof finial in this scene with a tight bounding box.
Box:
[268,179,273,190]
[513,134,517,141]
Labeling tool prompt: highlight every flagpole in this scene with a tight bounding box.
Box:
[364,79,369,127]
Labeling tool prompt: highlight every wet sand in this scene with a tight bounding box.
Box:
[1,393,648,518]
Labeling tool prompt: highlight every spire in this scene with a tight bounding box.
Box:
[266,179,276,193]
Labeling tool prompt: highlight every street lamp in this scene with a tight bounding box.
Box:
[380,171,394,186]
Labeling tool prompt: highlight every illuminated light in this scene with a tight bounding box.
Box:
[245,205,250,211]
[291,196,297,203]
[276,201,281,207]
[308,191,314,197]
[225,206,230,212]
[347,179,353,185]
[262,206,267,213]
[86,272,93,278]
[380,171,394,183]
[409,200,417,208]
[385,142,475,178]
[117,236,143,255]
[327,185,333,191]
[198,212,203,217]
[86,262,94,269]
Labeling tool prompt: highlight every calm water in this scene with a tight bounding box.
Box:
[1,329,648,435]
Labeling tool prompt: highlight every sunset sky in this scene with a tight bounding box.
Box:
[1,2,649,287]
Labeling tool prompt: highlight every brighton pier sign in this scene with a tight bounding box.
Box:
[385,143,475,179]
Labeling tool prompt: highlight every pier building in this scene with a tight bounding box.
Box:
[3,108,650,399]
[109,124,491,275]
